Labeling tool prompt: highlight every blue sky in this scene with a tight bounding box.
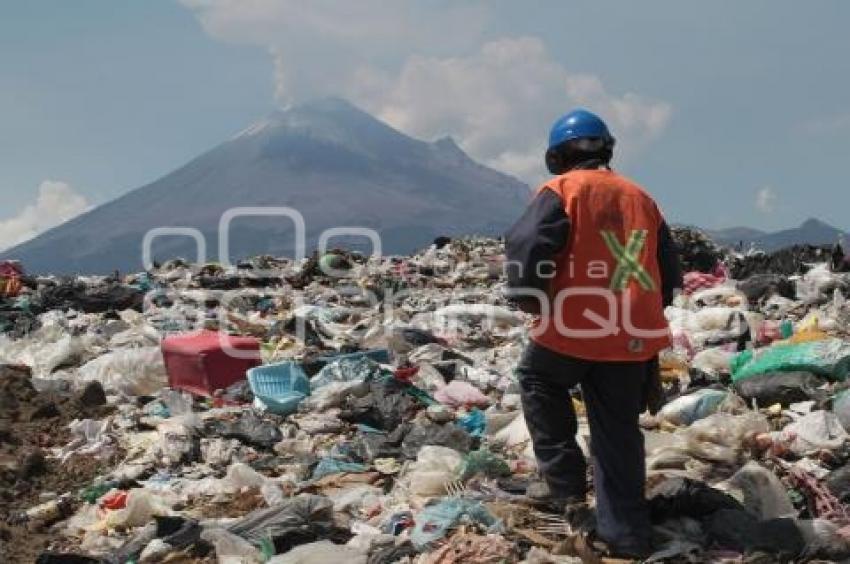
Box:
[2,1,849,247]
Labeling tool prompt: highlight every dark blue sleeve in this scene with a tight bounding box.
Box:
[657,220,683,306]
[504,189,570,311]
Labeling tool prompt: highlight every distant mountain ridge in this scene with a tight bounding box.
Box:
[705,218,848,251]
[2,98,531,274]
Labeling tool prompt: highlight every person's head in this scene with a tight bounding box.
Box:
[545,109,616,175]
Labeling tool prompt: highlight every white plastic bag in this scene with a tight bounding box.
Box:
[54,418,116,463]
[781,410,849,455]
[406,445,464,496]
[690,348,735,377]
[266,540,367,564]
[96,490,173,530]
[76,346,167,396]
[201,528,263,564]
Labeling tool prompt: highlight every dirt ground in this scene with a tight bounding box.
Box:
[0,364,119,563]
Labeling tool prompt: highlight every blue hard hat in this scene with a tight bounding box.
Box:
[548,109,614,150]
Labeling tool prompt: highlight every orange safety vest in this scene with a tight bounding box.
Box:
[529,169,671,361]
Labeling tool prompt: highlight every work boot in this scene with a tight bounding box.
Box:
[591,536,653,560]
[525,480,585,513]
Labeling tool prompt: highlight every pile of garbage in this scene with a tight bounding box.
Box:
[0,232,849,563]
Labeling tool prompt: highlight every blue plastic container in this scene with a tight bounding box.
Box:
[247,361,311,415]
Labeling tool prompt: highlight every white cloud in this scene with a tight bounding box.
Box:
[0,180,90,251]
[350,37,671,183]
[180,1,672,183]
[755,186,776,213]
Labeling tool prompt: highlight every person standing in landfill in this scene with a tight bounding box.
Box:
[504,109,682,558]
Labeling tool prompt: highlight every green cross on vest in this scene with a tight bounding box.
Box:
[600,229,656,291]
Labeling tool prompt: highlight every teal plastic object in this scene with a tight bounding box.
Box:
[247,361,310,415]
[410,498,502,549]
[457,408,486,437]
[311,458,368,480]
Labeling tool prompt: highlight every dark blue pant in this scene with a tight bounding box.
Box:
[517,341,651,545]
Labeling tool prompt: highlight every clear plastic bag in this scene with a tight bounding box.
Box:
[77,346,167,396]
[201,528,263,564]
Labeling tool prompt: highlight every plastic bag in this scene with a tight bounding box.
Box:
[156,418,199,466]
[96,490,173,530]
[205,412,282,450]
[722,461,795,519]
[434,380,489,408]
[409,498,501,549]
[731,338,850,382]
[649,413,770,468]
[658,389,730,425]
[160,389,194,418]
[797,518,850,561]
[456,409,486,437]
[327,485,382,514]
[76,346,167,396]
[311,458,368,480]
[834,389,850,432]
[406,446,464,496]
[456,449,511,481]
[689,284,745,307]
[401,421,473,459]
[690,348,735,378]
[54,418,116,463]
[779,410,848,455]
[226,494,334,546]
[311,356,383,389]
[266,540,367,564]
[658,348,690,383]
[734,371,827,407]
[796,263,844,304]
[201,528,263,564]
[433,304,524,327]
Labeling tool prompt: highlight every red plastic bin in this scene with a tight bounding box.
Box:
[161,331,261,397]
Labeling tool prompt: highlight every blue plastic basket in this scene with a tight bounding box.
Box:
[247,361,311,415]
